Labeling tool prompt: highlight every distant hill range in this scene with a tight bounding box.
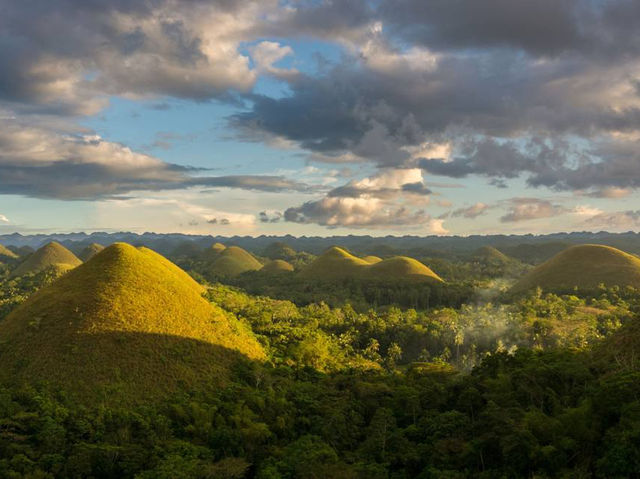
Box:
[301,247,443,283]
[3,231,640,262]
[0,243,264,402]
[510,244,640,293]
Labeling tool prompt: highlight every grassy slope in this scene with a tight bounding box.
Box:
[473,246,512,264]
[0,244,18,262]
[78,243,105,262]
[210,246,263,276]
[12,242,82,277]
[301,247,443,283]
[262,259,295,272]
[368,256,443,283]
[511,244,640,293]
[362,255,382,264]
[0,243,264,402]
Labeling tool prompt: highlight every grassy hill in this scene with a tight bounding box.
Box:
[301,247,443,283]
[78,243,105,262]
[208,245,263,276]
[12,241,82,277]
[8,245,34,257]
[262,259,295,273]
[368,256,443,283]
[473,246,512,265]
[300,247,371,279]
[0,243,264,402]
[263,241,297,260]
[0,244,18,262]
[362,255,382,264]
[510,244,640,293]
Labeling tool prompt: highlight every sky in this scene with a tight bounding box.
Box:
[1,0,640,237]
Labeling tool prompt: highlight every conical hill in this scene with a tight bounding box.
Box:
[301,247,442,283]
[209,246,263,276]
[0,243,264,402]
[78,243,105,262]
[262,259,294,273]
[510,244,640,293]
[12,241,81,277]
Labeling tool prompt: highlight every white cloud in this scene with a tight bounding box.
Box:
[0,215,9,223]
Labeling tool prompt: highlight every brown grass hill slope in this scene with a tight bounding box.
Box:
[202,242,227,262]
[209,246,263,276]
[0,243,264,403]
[362,255,382,264]
[368,257,444,283]
[78,243,105,262]
[510,244,640,294]
[0,244,18,263]
[472,246,512,265]
[12,241,82,277]
[262,259,295,273]
[300,247,443,283]
[299,247,370,279]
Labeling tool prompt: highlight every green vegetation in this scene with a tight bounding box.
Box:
[0,243,264,401]
[11,241,82,277]
[78,242,105,262]
[261,259,294,273]
[1,237,640,477]
[511,244,640,294]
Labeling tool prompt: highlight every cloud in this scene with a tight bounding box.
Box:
[248,41,298,79]
[0,119,311,199]
[258,210,283,223]
[500,198,567,223]
[283,168,435,228]
[0,0,277,114]
[452,203,490,219]
[0,215,9,223]
[584,210,640,230]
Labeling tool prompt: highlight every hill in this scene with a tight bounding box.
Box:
[0,243,264,402]
[263,241,297,260]
[12,241,82,277]
[262,259,295,273]
[510,244,640,293]
[362,255,382,264]
[368,257,443,283]
[300,247,371,279]
[170,240,202,259]
[301,247,443,283]
[78,243,105,262]
[208,245,263,276]
[472,246,512,265]
[0,244,18,262]
[8,245,34,257]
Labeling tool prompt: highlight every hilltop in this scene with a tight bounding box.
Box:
[368,257,443,283]
[78,243,105,262]
[301,247,443,283]
[12,241,82,277]
[208,245,263,276]
[0,243,264,402]
[300,247,371,279]
[510,244,640,293]
[472,246,512,265]
[262,259,294,273]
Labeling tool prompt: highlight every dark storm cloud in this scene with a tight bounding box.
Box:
[378,0,640,58]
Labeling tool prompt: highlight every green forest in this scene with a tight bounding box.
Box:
[0,239,640,478]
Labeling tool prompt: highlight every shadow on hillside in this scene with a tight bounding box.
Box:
[0,331,262,404]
